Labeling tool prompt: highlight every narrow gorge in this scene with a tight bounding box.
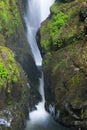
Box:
[0,0,87,130]
[24,0,70,130]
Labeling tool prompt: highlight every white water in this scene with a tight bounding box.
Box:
[25,74,69,130]
[0,110,13,127]
[24,0,54,66]
[24,0,70,130]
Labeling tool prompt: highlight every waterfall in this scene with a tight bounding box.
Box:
[24,0,70,130]
[24,0,55,106]
[24,0,54,125]
[24,0,54,66]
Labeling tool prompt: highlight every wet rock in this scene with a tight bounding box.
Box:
[0,110,13,127]
[79,6,87,22]
[0,46,30,130]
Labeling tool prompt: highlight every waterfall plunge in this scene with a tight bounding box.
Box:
[24,0,55,128]
[24,0,55,116]
[24,0,69,130]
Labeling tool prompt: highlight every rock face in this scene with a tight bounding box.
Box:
[0,0,41,129]
[39,0,87,129]
[0,0,39,87]
[0,46,30,130]
[44,42,87,129]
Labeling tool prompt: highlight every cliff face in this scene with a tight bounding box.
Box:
[0,0,40,129]
[39,0,87,129]
[0,0,39,87]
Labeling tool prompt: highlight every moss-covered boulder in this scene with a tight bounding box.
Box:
[0,46,30,130]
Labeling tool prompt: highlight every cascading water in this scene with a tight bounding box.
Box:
[24,0,55,115]
[24,0,55,66]
[24,0,71,130]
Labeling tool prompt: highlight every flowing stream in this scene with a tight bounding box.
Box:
[24,0,71,130]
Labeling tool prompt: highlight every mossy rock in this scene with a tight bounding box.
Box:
[44,39,87,128]
[0,33,6,46]
[40,0,87,129]
[0,0,21,36]
[0,46,30,130]
[40,0,86,52]
[0,46,19,88]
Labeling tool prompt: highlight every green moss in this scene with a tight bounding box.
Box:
[41,10,68,50]
[52,58,68,73]
[50,11,68,36]
[0,33,6,45]
[71,98,81,106]
[0,46,19,87]
[0,0,20,36]
[40,0,84,52]
[83,108,87,117]
[12,75,18,83]
[43,0,87,128]
[71,75,80,86]
[7,88,11,94]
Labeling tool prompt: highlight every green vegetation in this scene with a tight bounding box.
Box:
[0,0,20,36]
[44,39,87,127]
[52,58,68,73]
[0,46,19,87]
[42,0,87,128]
[49,11,68,37]
[40,0,84,52]
[41,10,68,51]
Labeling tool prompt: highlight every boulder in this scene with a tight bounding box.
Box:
[0,46,30,130]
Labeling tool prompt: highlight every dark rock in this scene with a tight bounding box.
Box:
[79,7,87,22]
[84,25,87,34]
[59,0,75,3]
